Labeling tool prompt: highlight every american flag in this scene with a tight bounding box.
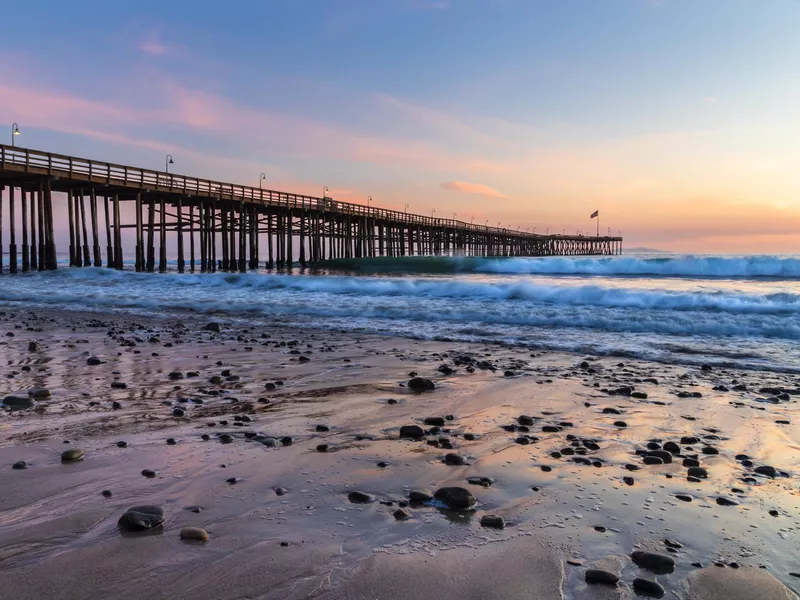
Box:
[590,210,599,218]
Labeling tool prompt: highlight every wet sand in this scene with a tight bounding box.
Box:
[1,306,798,599]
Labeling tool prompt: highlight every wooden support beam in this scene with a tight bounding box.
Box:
[21,189,29,272]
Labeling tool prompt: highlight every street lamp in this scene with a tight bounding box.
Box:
[471,216,474,225]
[452,212,457,220]
[485,219,489,228]
[260,173,267,188]
[323,186,329,198]
[367,196,372,208]
[11,123,20,146]
[431,208,436,219]
[165,154,174,173]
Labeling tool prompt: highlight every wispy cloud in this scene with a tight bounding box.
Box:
[441,180,509,198]
[139,31,169,56]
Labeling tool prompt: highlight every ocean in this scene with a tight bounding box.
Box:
[1,253,799,373]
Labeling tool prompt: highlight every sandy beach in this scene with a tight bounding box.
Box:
[1,306,798,599]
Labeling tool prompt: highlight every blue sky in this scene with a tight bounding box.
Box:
[2,0,800,250]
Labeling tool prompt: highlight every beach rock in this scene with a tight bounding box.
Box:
[518,415,535,426]
[643,456,664,465]
[61,449,85,462]
[110,382,127,389]
[631,550,675,574]
[172,408,185,417]
[30,387,51,399]
[409,489,433,502]
[118,505,165,531]
[102,490,113,498]
[585,569,619,586]
[681,436,700,445]
[647,450,673,464]
[28,341,41,352]
[407,377,435,391]
[86,357,104,365]
[664,441,681,454]
[633,577,665,597]
[688,466,708,479]
[716,496,739,506]
[393,508,411,521]
[3,396,34,409]
[480,514,505,529]
[348,491,376,504]
[433,487,476,510]
[466,476,494,487]
[12,460,28,470]
[444,453,466,465]
[166,438,176,445]
[754,465,777,477]
[141,469,158,478]
[399,425,425,439]
[180,527,209,542]
[116,441,128,448]
[203,322,221,333]
[315,424,330,432]
[424,417,445,426]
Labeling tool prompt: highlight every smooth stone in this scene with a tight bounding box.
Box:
[172,408,185,417]
[444,453,466,465]
[631,550,675,574]
[407,377,435,391]
[424,417,445,426]
[716,497,739,506]
[12,460,28,470]
[633,577,665,597]
[102,490,113,497]
[643,456,664,465]
[480,514,505,529]
[754,465,777,477]
[61,449,85,462]
[393,508,411,521]
[647,450,673,464]
[688,466,709,479]
[3,396,34,409]
[663,441,681,454]
[30,388,51,399]
[409,489,433,502]
[180,527,209,541]
[399,425,425,439]
[87,357,104,365]
[348,491,376,504]
[118,505,165,531]
[433,487,476,510]
[203,322,221,332]
[585,569,620,586]
[141,469,158,478]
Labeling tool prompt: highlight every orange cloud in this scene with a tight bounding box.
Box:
[441,181,509,199]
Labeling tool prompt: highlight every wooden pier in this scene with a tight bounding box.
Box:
[0,145,622,273]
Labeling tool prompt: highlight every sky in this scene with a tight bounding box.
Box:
[1,0,800,252]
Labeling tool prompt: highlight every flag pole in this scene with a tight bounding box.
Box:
[597,212,599,237]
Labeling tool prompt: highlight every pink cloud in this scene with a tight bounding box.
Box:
[441,180,509,198]
[140,41,168,56]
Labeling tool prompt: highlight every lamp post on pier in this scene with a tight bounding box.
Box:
[367,196,372,209]
[404,203,409,214]
[11,123,20,146]
[165,154,174,173]
[260,173,266,188]
[323,186,329,198]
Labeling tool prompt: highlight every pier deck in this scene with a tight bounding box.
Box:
[0,144,622,273]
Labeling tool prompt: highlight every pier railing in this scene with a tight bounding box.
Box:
[0,144,618,242]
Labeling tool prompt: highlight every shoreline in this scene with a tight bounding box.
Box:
[1,305,798,599]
